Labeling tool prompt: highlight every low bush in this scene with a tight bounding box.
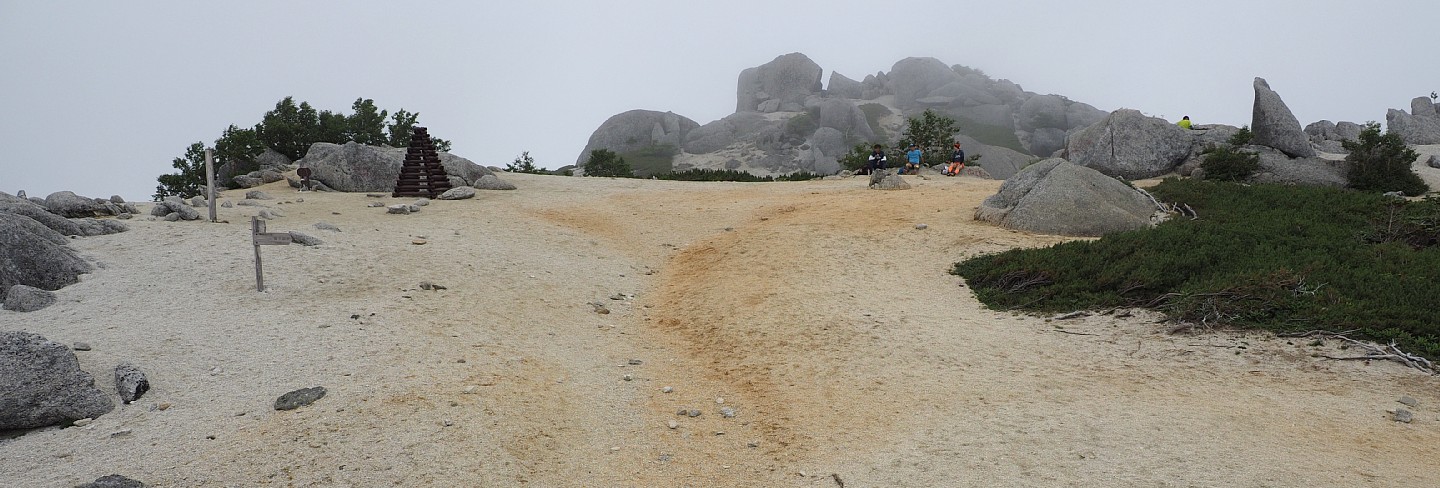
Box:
[952,178,1440,359]
[1199,145,1260,182]
[1229,125,1254,145]
[1344,122,1428,196]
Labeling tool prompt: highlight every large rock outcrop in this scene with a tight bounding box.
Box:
[43,191,102,218]
[1251,77,1316,158]
[1247,146,1349,188]
[1385,96,1440,145]
[1066,109,1194,179]
[975,159,1156,237]
[300,142,494,193]
[0,331,115,430]
[0,212,93,291]
[575,110,699,166]
[737,53,823,113]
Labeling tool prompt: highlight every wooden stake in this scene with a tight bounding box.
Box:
[205,148,217,222]
[253,217,264,291]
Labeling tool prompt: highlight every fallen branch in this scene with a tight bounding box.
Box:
[1053,329,1098,336]
[1052,311,1089,320]
[1298,332,1437,374]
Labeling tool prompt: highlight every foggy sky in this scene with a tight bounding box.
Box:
[3,0,1436,201]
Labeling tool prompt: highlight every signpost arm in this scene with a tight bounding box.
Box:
[205,148,217,222]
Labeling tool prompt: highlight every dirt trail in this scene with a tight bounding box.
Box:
[4,173,1437,487]
[553,175,1440,486]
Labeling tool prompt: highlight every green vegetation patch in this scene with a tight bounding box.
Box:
[952,178,1440,359]
[617,144,678,177]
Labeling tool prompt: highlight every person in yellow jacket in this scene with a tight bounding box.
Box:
[1178,115,1192,129]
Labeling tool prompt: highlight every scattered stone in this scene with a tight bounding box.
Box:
[747,441,759,448]
[386,204,411,215]
[411,238,427,245]
[163,212,181,222]
[720,407,736,418]
[1393,409,1414,423]
[257,209,280,220]
[157,402,171,411]
[628,359,643,365]
[114,363,149,404]
[4,284,58,312]
[244,190,273,200]
[73,342,92,351]
[0,331,114,429]
[418,281,447,290]
[667,420,679,429]
[407,204,422,213]
[116,213,132,220]
[716,397,725,404]
[72,418,93,426]
[235,200,262,207]
[687,409,702,418]
[623,374,633,381]
[76,474,145,488]
[474,174,517,190]
[367,202,384,208]
[1399,396,1419,408]
[437,186,477,200]
[220,201,233,208]
[110,429,132,438]
[413,198,431,207]
[287,231,324,247]
[661,386,673,393]
[275,386,327,411]
[915,223,928,230]
[591,303,611,314]
[313,221,341,232]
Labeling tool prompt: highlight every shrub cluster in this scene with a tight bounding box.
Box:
[952,178,1440,359]
[1199,145,1260,182]
[1343,122,1428,196]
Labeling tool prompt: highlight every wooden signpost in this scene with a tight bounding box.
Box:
[205,149,217,222]
[251,217,292,291]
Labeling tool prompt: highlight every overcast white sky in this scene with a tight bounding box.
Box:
[2,1,1436,200]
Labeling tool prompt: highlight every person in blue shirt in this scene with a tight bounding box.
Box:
[904,144,922,175]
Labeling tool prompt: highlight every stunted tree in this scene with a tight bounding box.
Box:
[1344,122,1428,196]
[347,98,388,146]
[213,124,266,185]
[900,109,961,167]
[584,149,633,177]
[258,97,321,160]
[154,142,208,200]
[507,151,545,174]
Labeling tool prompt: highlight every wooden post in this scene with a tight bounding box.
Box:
[205,148,217,222]
[253,217,264,291]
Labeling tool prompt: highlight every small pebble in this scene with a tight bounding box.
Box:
[443,419,453,427]
[157,402,172,411]
[747,441,759,448]
[687,409,702,418]
[623,374,633,381]
[73,342,92,351]
[667,420,679,429]
[628,359,643,365]
[1399,396,1419,408]
[720,407,736,418]
[1394,409,1414,423]
[72,418,93,427]
[661,386,673,393]
[610,446,621,452]
[463,386,478,394]
[456,358,466,364]
[412,239,428,245]
[716,397,725,404]
[915,223,928,230]
[206,435,216,440]
[110,429,132,438]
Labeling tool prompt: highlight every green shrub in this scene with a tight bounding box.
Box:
[838,144,873,171]
[952,178,1440,360]
[618,144,678,177]
[1343,122,1428,196]
[1199,145,1260,182]
[584,149,633,178]
[900,109,961,167]
[506,151,548,174]
[1229,125,1254,145]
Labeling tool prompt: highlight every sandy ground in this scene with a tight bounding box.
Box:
[3,170,1439,487]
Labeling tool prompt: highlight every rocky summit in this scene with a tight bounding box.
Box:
[578,52,1107,180]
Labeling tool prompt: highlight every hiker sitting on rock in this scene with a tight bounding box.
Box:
[1178,115,1192,130]
[903,144,922,175]
[865,144,888,174]
[943,142,966,176]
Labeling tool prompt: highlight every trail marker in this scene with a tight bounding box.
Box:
[251,217,293,291]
